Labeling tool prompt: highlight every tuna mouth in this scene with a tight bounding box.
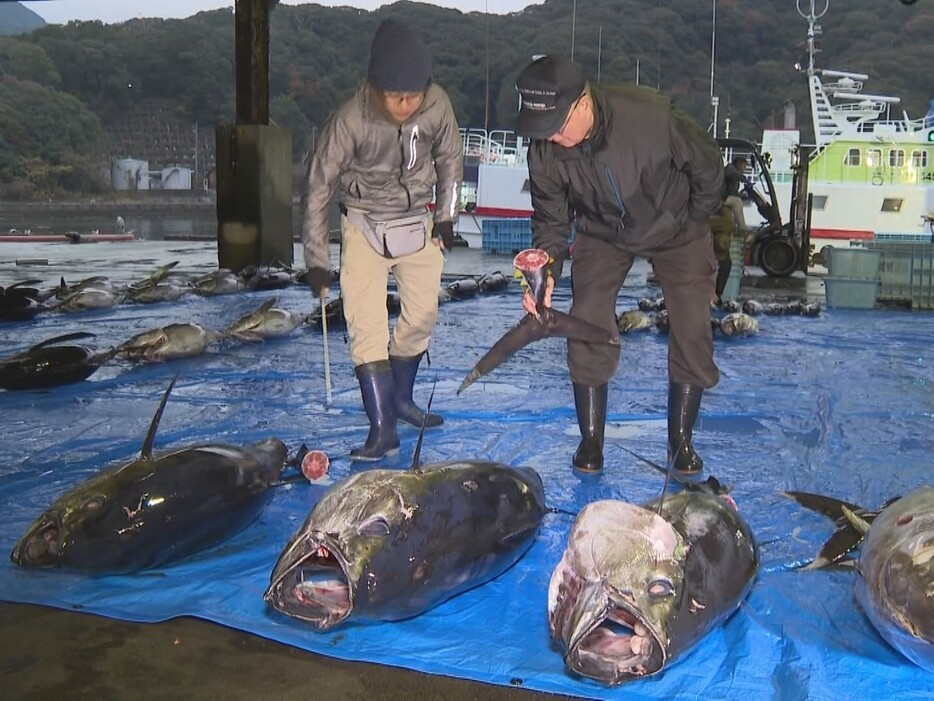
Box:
[569,603,665,682]
[264,540,352,630]
[10,518,62,568]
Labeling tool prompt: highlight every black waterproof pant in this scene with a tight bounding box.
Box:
[568,231,719,388]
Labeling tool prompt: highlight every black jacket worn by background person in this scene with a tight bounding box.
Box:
[723,162,747,199]
[526,83,724,270]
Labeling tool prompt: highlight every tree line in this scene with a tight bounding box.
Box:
[0,0,931,198]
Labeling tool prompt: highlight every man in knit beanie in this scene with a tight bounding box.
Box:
[300,18,463,462]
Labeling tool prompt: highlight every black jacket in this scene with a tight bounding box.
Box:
[527,83,724,265]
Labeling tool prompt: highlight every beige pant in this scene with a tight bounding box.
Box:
[724,195,748,231]
[340,212,444,366]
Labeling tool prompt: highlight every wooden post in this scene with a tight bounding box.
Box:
[217,0,293,272]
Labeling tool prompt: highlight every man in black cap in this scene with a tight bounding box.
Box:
[514,54,724,476]
[301,19,463,461]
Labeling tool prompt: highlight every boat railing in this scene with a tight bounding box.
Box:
[461,128,529,167]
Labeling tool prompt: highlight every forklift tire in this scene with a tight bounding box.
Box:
[759,237,798,277]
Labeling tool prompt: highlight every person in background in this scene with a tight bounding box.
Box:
[710,204,738,305]
[514,54,724,476]
[301,18,463,461]
[723,155,751,236]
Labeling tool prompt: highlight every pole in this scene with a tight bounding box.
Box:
[570,0,577,60]
[320,289,332,406]
[597,26,602,82]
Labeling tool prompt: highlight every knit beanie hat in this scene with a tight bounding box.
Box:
[367,19,431,92]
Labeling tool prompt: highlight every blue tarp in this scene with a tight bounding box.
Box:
[1,262,932,699]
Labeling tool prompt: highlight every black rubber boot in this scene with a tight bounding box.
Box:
[668,382,704,475]
[390,353,442,428]
[715,260,733,304]
[572,383,607,473]
[351,361,400,461]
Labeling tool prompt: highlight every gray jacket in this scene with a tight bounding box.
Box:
[301,83,463,271]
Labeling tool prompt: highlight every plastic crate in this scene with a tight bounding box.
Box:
[862,242,934,307]
[824,276,879,309]
[826,248,881,279]
[482,218,532,254]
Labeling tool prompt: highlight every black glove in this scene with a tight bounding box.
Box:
[306,267,330,297]
[433,221,455,250]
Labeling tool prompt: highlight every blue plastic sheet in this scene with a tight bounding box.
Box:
[1,255,933,699]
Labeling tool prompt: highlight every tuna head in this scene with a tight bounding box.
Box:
[11,479,120,569]
[264,471,413,630]
[548,500,687,685]
[858,487,934,671]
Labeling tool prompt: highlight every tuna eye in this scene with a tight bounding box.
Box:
[648,578,673,597]
[357,516,390,537]
[84,497,105,511]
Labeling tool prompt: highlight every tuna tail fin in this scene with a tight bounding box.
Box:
[457,310,619,394]
[409,383,437,474]
[783,491,880,569]
[140,372,180,460]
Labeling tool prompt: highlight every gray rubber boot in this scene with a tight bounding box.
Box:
[390,353,443,428]
[351,361,400,461]
[572,383,607,473]
[668,382,704,475]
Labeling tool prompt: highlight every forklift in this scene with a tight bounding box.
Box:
[716,137,813,277]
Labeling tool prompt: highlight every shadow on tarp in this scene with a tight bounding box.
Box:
[1,276,933,700]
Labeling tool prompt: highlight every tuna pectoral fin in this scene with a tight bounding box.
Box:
[457,311,618,395]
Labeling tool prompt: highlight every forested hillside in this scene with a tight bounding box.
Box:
[0,0,931,198]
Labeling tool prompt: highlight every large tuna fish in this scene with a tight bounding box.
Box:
[0,332,116,390]
[224,298,308,341]
[549,491,758,685]
[10,375,295,573]
[786,487,934,672]
[264,449,546,629]
[116,322,219,361]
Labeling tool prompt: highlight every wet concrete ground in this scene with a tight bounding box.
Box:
[0,240,824,700]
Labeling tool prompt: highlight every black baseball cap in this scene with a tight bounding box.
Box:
[515,55,587,139]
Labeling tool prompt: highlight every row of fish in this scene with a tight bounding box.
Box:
[0,263,512,321]
[617,309,762,338]
[639,295,823,317]
[10,375,932,682]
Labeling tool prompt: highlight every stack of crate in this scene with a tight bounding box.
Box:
[720,235,747,302]
[860,241,934,310]
[823,248,881,309]
[482,218,532,254]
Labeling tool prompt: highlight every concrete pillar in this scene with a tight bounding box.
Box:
[215,125,293,272]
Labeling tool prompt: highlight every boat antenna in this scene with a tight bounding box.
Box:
[797,0,829,76]
[484,0,490,132]
[709,0,718,136]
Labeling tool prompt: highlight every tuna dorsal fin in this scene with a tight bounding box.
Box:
[618,445,730,508]
[29,332,96,351]
[409,383,437,474]
[257,297,278,313]
[141,373,180,460]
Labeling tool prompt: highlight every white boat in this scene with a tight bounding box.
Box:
[762,0,934,257]
[455,128,533,250]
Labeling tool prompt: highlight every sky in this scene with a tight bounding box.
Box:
[20,1,541,25]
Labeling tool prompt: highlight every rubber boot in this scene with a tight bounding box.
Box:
[668,382,704,475]
[351,361,400,461]
[715,260,733,304]
[390,353,443,428]
[572,383,607,473]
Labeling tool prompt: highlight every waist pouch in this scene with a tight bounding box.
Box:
[347,209,428,258]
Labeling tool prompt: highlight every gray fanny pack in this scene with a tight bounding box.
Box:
[348,210,428,258]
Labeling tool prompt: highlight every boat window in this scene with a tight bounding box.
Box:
[866,149,882,168]
[812,195,828,211]
[910,150,928,168]
[844,148,860,166]
[888,150,905,168]
[881,198,903,213]
[521,178,530,194]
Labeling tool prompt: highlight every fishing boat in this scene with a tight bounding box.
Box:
[756,0,933,256]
